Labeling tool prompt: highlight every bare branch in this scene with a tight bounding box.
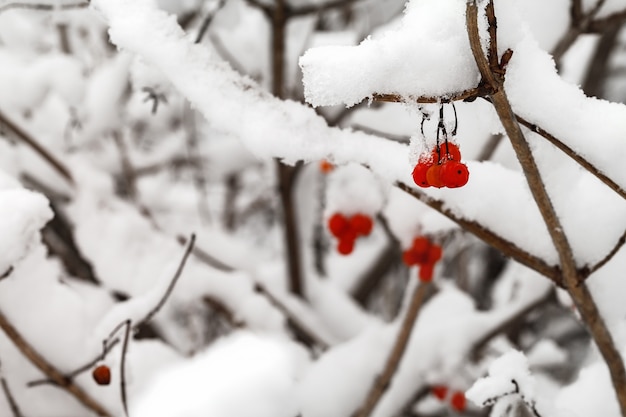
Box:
[0,110,74,186]
[0,359,24,417]
[395,182,562,286]
[0,1,87,13]
[352,283,433,417]
[141,233,196,324]
[0,308,112,416]
[373,86,492,104]
[289,0,364,17]
[466,2,626,415]
[586,228,626,275]
[254,283,330,351]
[194,0,227,44]
[514,113,626,201]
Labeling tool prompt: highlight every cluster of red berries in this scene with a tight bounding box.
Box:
[431,385,467,412]
[402,236,442,282]
[92,364,111,386]
[412,142,469,189]
[327,213,373,255]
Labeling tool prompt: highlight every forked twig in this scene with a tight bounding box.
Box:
[27,234,196,390]
[0,309,112,416]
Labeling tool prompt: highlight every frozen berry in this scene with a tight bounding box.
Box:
[426,244,443,264]
[328,213,349,238]
[351,214,373,236]
[434,142,461,162]
[450,391,466,412]
[337,238,355,255]
[440,161,469,188]
[431,385,448,401]
[412,236,430,257]
[319,160,334,174]
[403,249,419,266]
[92,365,111,386]
[412,162,431,188]
[426,165,445,188]
[419,263,434,282]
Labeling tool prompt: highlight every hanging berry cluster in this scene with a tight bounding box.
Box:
[411,104,469,189]
[402,236,442,282]
[431,385,467,412]
[327,213,373,255]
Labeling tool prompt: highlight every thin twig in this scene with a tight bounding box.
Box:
[373,86,492,105]
[514,113,626,200]
[289,0,363,17]
[119,320,131,417]
[28,235,195,390]
[0,109,74,186]
[0,359,24,417]
[587,228,626,275]
[0,308,112,416]
[176,234,234,272]
[395,182,562,286]
[142,233,196,324]
[194,0,227,44]
[477,133,503,161]
[352,283,432,417]
[254,283,330,350]
[466,2,626,415]
[0,1,87,13]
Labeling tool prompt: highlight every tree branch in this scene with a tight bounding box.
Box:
[289,0,363,17]
[0,109,74,186]
[513,114,626,201]
[352,283,433,417]
[0,309,112,416]
[395,182,562,286]
[0,1,87,13]
[466,2,626,415]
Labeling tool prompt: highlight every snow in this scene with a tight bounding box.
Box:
[466,350,535,407]
[300,0,480,107]
[132,331,308,417]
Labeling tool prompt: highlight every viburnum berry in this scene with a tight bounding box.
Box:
[337,238,355,255]
[433,142,461,162]
[319,159,334,174]
[412,236,430,255]
[419,263,434,282]
[412,162,431,188]
[426,244,443,264]
[450,391,466,412]
[92,365,111,386]
[350,214,373,236]
[431,385,448,401]
[440,161,469,188]
[328,213,349,238]
[426,164,445,188]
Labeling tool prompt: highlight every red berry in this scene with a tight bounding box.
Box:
[450,391,466,412]
[402,249,419,266]
[350,214,373,236]
[440,161,469,188]
[319,160,334,174]
[431,385,448,401]
[328,213,349,238]
[433,142,461,163]
[426,244,442,264]
[426,165,444,188]
[337,238,355,255]
[419,263,434,282]
[412,237,430,256]
[412,162,431,188]
[92,365,111,386]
